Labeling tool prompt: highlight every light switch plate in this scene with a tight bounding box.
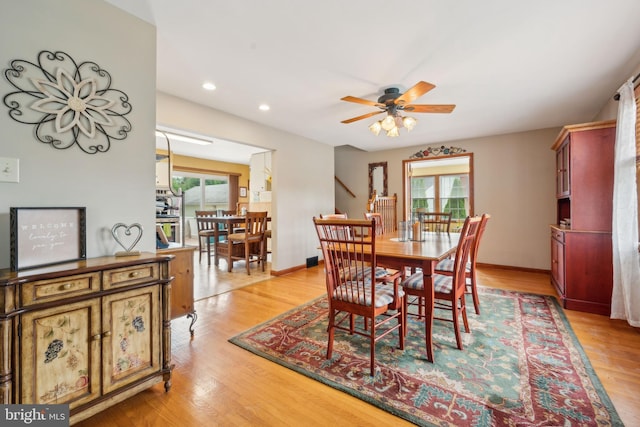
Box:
[0,157,19,183]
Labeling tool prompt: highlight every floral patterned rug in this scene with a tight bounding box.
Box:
[229,288,622,426]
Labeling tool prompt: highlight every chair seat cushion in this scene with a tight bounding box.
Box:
[228,232,263,243]
[333,280,404,307]
[340,265,397,281]
[401,272,453,294]
[434,258,471,273]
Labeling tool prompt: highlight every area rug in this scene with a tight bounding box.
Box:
[229,287,622,426]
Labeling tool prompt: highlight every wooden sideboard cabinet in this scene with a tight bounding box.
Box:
[550,120,616,315]
[0,253,174,425]
[158,245,197,335]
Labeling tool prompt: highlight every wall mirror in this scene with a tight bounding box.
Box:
[368,162,388,198]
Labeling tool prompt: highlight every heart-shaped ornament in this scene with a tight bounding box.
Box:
[111,223,143,253]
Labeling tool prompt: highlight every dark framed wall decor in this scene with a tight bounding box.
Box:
[10,207,86,271]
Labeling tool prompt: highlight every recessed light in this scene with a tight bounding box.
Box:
[259,104,270,111]
[202,82,216,91]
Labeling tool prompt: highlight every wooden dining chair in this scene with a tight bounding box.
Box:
[195,210,225,265]
[220,209,245,233]
[367,191,398,233]
[363,212,384,234]
[401,215,481,352]
[219,211,268,274]
[319,213,348,219]
[417,210,452,233]
[435,214,491,314]
[363,212,403,283]
[236,202,249,214]
[313,217,405,376]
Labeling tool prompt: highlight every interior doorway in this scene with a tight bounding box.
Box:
[402,154,474,231]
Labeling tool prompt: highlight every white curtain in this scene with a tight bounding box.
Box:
[610,78,640,326]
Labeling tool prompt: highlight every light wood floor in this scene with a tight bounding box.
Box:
[77,265,640,426]
[191,247,272,300]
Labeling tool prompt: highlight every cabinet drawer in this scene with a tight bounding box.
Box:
[22,272,100,306]
[551,228,565,242]
[103,263,159,289]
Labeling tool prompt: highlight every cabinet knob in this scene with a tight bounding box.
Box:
[92,334,101,341]
[103,331,112,337]
[128,271,140,278]
[60,283,72,290]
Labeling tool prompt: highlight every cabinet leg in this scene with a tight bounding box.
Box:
[187,311,198,337]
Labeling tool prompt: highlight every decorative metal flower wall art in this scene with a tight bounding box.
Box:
[3,50,132,154]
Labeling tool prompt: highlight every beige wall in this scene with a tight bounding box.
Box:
[156,92,335,272]
[336,128,559,270]
[0,1,335,273]
[0,0,157,267]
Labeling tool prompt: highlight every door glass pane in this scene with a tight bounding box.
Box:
[440,174,469,230]
[172,174,229,218]
[411,176,435,210]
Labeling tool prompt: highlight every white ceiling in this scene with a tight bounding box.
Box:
[155,126,267,165]
[106,0,640,164]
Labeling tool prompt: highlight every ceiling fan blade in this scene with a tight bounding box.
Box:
[341,110,384,124]
[340,96,384,108]
[404,104,456,113]
[394,81,435,105]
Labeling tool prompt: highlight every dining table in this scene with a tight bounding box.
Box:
[198,215,271,270]
[374,231,461,362]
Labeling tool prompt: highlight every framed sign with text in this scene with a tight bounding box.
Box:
[10,207,86,271]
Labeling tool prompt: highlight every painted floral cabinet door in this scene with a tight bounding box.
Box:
[20,299,101,408]
[102,285,161,394]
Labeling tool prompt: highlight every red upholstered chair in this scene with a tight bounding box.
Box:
[313,217,405,376]
[434,214,490,314]
[401,215,482,352]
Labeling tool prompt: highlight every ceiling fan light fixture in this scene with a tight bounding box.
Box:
[369,121,382,136]
[341,81,454,137]
[403,116,417,131]
[381,115,396,131]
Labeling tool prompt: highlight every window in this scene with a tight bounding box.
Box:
[410,176,435,210]
[403,154,474,231]
[171,172,229,218]
[410,173,469,229]
[439,174,469,221]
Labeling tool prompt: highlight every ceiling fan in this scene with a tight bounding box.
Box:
[340,81,455,136]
